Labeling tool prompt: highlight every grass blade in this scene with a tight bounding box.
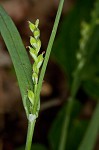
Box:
[78,102,99,150]
[0,6,33,117]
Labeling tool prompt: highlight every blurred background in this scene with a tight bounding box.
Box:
[0,0,99,150]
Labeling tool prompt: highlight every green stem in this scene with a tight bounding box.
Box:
[58,71,81,150]
[25,121,36,150]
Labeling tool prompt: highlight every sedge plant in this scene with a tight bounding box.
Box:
[0,0,99,150]
[0,0,65,150]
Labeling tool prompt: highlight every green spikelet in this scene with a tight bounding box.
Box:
[27,19,44,118]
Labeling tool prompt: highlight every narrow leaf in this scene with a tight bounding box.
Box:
[0,6,33,117]
[78,102,99,150]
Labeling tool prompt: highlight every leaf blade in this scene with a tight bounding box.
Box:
[0,6,33,116]
[78,102,99,150]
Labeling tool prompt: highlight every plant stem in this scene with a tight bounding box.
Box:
[25,0,65,150]
[58,71,81,150]
[25,121,36,150]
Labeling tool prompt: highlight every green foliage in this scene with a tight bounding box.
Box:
[48,101,84,150]
[0,0,99,149]
[50,0,99,149]
[66,120,88,150]
[52,0,94,83]
[0,6,33,117]
[52,0,99,98]
[83,79,99,99]
[0,0,65,150]
[78,102,99,150]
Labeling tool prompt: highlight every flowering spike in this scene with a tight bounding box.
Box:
[76,21,90,71]
[27,19,44,115]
